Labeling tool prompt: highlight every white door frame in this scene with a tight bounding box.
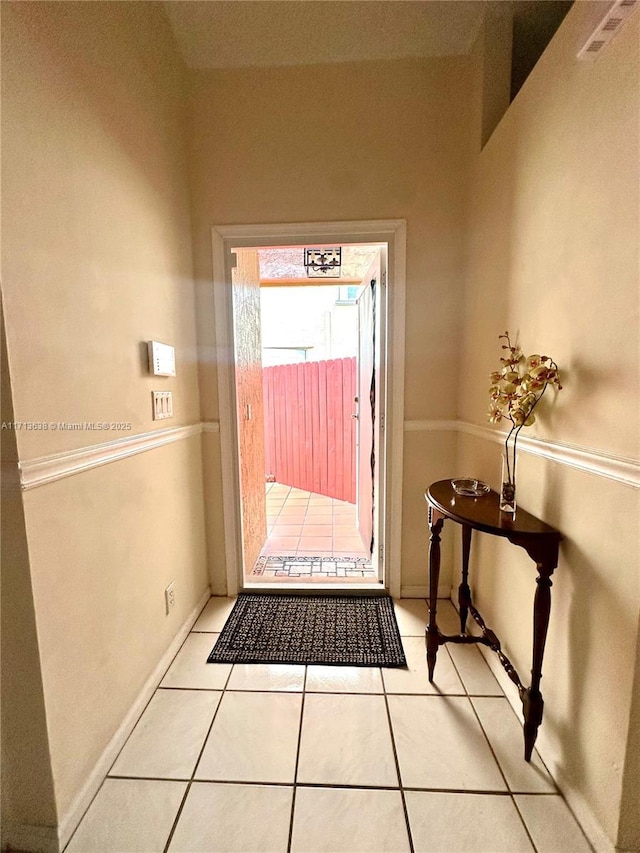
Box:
[211,219,406,597]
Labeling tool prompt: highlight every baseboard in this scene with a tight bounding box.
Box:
[1,822,60,853]
[56,587,211,852]
[472,633,615,853]
[442,591,615,851]
[550,765,616,853]
[400,584,449,599]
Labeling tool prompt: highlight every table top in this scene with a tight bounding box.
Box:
[426,480,561,541]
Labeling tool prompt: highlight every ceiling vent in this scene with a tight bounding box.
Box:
[577,0,638,60]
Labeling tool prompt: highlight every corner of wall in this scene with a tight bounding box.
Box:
[1,297,58,846]
[617,614,640,850]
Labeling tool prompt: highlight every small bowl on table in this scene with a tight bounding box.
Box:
[451,478,490,498]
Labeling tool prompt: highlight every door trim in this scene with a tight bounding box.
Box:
[211,219,407,597]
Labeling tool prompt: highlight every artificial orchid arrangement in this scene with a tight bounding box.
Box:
[488,331,562,509]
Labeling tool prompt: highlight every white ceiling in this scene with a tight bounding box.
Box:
[163,1,486,70]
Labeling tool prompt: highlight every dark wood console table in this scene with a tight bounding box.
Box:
[425,479,562,761]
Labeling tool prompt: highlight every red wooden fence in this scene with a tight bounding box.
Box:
[263,357,356,503]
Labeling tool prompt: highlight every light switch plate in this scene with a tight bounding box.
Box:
[152,391,173,420]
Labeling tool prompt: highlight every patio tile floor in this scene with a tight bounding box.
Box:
[248,483,377,582]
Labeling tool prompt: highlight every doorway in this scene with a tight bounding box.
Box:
[249,248,384,584]
[211,220,406,597]
[232,244,384,587]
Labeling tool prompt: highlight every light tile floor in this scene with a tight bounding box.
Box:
[250,483,377,582]
[65,597,593,853]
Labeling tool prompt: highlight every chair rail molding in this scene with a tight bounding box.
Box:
[402,419,639,488]
[18,424,204,490]
[457,420,640,489]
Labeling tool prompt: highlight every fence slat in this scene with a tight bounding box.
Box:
[263,357,355,502]
[303,364,313,493]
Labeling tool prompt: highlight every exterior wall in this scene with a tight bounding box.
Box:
[189,56,474,592]
[459,5,639,847]
[1,1,208,842]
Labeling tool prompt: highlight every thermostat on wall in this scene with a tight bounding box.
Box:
[147,341,176,377]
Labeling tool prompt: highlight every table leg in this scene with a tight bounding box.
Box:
[523,562,554,761]
[459,524,472,633]
[426,513,444,682]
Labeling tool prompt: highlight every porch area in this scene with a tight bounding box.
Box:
[247,483,377,582]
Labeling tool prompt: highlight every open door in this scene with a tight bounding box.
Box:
[232,248,267,575]
[355,253,381,562]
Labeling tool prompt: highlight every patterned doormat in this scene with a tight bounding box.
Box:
[207,594,406,667]
[250,554,376,579]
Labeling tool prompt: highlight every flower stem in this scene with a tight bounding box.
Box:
[504,424,516,484]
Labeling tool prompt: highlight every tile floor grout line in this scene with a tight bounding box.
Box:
[99,773,568,796]
[511,793,543,853]
[261,484,366,571]
[437,619,540,850]
[104,597,215,780]
[492,674,595,853]
[63,597,218,852]
[445,597,588,846]
[381,664,416,853]
[286,664,308,853]
[68,595,595,851]
[161,781,192,853]
[478,688,559,791]
[466,688,539,850]
[162,649,234,853]
[60,778,109,852]
[418,617,542,852]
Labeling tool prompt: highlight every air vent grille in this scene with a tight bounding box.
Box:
[577,0,638,60]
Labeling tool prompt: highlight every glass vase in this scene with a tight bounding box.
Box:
[500,453,516,514]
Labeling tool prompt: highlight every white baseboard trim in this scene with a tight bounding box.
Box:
[550,766,616,853]
[400,584,449,599]
[56,587,211,852]
[1,822,60,853]
[202,421,220,433]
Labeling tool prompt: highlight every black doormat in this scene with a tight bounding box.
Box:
[207,594,406,667]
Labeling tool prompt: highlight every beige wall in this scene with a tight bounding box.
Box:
[459,4,639,847]
[1,304,58,833]
[1,1,208,841]
[189,57,474,589]
[3,1,638,849]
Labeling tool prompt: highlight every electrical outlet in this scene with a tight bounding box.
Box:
[165,582,175,615]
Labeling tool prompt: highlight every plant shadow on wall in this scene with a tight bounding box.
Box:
[488,331,562,514]
[538,460,606,789]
